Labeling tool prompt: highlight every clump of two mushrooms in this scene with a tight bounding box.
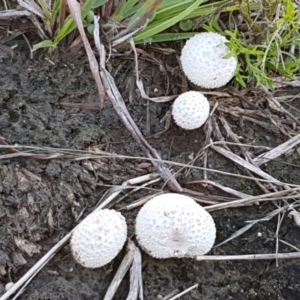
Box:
[70,193,216,268]
[172,32,238,130]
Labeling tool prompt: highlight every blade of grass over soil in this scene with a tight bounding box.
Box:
[133,0,205,43]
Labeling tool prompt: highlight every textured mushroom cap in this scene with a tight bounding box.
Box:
[172,91,210,130]
[70,209,127,268]
[180,32,237,89]
[135,193,216,259]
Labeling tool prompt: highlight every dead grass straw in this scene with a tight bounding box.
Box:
[253,133,300,166]
[1,142,299,188]
[196,252,300,261]
[93,16,182,193]
[167,284,199,300]
[66,0,105,110]
[205,187,300,212]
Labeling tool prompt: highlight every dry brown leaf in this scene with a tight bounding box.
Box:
[14,237,41,257]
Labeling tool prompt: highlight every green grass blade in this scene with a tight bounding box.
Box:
[135,32,196,44]
[156,0,192,17]
[36,0,52,20]
[33,40,55,51]
[92,0,109,8]
[51,0,62,26]
[53,0,96,45]
[134,0,205,43]
[155,0,208,19]
[127,0,163,30]
[183,1,262,20]
[112,0,138,21]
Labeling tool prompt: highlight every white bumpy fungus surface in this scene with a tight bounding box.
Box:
[172,91,210,130]
[135,193,216,259]
[180,32,237,89]
[70,209,127,268]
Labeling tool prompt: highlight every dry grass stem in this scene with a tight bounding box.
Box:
[130,39,177,103]
[67,0,105,110]
[0,143,298,187]
[112,177,161,207]
[211,143,281,183]
[196,252,300,261]
[96,173,159,208]
[119,193,164,211]
[253,133,300,166]
[29,15,48,39]
[103,240,134,300]
[0,9,31,18]
[273,77,300,88]
[202,141,272,152]
[275,212,285,267]
[203,118,213,179]
[161,289,180,300]
[126,239,143,300]
[112,28,141,48]
[214,114,284,194]
[183,188,235,203]
[211,116,229,149]
[18,0,44,19]
[279,239,300,252]
[184,179,251,199]
[167,284,199,300]
[93,17,181,193]
[205,187,300,212]
[214,205,288,248]
[261,85,300,126]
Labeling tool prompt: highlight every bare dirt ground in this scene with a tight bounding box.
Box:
[1,36,300,300]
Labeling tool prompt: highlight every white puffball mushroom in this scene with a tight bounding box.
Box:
[135,193,216,259]
[5,282,14,291]
[180,32,238,89]
[172,91,210,130]
[70,209,127,268]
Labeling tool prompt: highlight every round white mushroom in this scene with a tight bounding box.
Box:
[70,209,127,268]
[180,32,237,89]
[172,91,210,130]
[5,282,15,291]
[135,193,216,259]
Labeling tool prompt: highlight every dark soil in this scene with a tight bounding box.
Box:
[0,36,300,300]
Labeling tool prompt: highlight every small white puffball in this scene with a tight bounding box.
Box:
[135,193,216,259]
[172,91,210,130]
[70,209,127,268]
[5,282,14,291]
[180,32,238,89]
